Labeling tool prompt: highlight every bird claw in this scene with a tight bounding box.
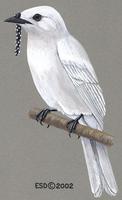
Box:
[67,119,79,137]
[36,108,57,125]
[66,114,83,138]
[77,135,80,139]
[36,109,47,124]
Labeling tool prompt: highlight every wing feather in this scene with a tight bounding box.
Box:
[57,35,106,128]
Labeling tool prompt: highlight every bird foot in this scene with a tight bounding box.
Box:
[36,108,57,125]
[66,114,83,138]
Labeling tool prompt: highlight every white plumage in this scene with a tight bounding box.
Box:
[6,6,118,197]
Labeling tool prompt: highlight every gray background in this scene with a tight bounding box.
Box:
[0,0,122,199]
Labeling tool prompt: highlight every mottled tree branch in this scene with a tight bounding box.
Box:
[28,108,113,146]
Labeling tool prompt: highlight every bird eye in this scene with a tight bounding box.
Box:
[33,14,42,22]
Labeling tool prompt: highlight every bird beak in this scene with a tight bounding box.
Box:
[4,16,32,24]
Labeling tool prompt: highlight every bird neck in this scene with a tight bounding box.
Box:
[27,32,57,50]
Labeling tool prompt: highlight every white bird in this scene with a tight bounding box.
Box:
[5,6,118,197]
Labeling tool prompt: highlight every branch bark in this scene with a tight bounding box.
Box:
[28,108,113,146]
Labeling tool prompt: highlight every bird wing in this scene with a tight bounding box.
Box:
[57,35,106,129]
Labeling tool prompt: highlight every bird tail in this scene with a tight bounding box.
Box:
[79,117,118,197]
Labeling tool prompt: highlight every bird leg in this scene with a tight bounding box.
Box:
[67,114,83,137]
[36,108,57,126]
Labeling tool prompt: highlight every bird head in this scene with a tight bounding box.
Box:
[5,6,68,55]
[5,6,68,37]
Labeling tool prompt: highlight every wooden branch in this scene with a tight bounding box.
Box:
[28,108,113,146]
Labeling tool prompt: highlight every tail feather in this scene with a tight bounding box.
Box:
[81,137,103,197]
[95,142,118,196]
[79,116,118,197]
